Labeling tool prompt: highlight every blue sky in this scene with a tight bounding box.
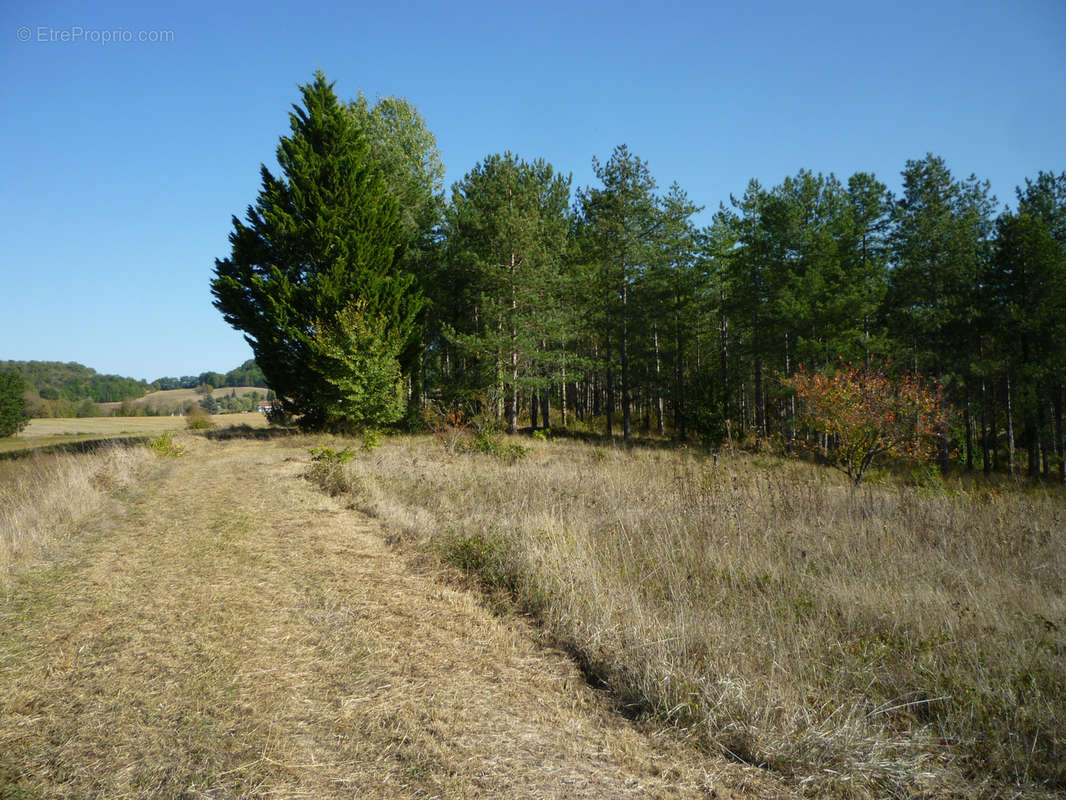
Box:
[2,0,1063,381]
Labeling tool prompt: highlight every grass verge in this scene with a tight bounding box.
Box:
[0,442,156,581]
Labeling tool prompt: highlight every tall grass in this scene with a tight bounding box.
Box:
[0,444,153,579]
[327,436,1065,799]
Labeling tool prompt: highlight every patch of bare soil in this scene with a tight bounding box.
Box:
[0,437,772,798]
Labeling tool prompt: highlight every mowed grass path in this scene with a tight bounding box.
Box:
[0,436,746,799]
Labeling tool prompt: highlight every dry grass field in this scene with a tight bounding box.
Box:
[2,427,1062,798]
[98,386,270,416]
[0,432,754,799]
[322,433,1066,799]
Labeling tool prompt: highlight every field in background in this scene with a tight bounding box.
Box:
[98,385,269,416]
[320,433,1066,799]
[1,412,268,454]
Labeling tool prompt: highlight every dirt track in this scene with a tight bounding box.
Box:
[1,436,748,798]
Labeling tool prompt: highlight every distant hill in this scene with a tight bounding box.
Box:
[1,359,267,418]
[103,385,272,416]
[0,360,149,403]
[150,360,266,391]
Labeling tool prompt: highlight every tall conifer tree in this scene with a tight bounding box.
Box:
[443,153,571,433]
[211,71,423,429]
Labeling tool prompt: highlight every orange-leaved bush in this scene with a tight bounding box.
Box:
[783,362,951,485]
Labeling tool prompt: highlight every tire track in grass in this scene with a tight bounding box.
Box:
[1,436,758,799]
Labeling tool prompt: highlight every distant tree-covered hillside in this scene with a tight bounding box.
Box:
[0,359,267,418]
[150,360,266,391]
[0,361,149,403]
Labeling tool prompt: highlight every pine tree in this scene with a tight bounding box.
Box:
[443,153,571,433]
[887,154,995,470]
[576,145,663,441]
[211,71,423,430]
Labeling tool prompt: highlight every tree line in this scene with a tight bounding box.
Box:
[0,360,269,421]
[151,360,266,391]
[0,360,150,404]
[212,72,1065,480]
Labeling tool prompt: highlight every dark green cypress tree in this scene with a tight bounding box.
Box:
[211,71,423,429]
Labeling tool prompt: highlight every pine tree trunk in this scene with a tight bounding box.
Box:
[606,364,614,438]
[1006,372,1016,476]
[719,294,729,421]
[964,393,974,471]
[541,385,550,429]
[530,390,538,429]
[1055,381,1064,484]
[560,362,568,428]
[754,351,765,437]
[991,382,1000,473]
[1028,424,1039,478]
[1040,396,1050,477]
[653,327,664,436]
[981,376,991,475]
[621,283,632,442]
[674,294,684,438]
[494,352,503,424]
[784,332,794,448]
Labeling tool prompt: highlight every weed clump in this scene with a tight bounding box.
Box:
[146,432,186,457]
[306,445,356,495]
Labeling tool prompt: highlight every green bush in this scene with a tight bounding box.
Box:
[440,529,521,596]
[306,445,357,495]
[361,429,383,452]
[472,430,528,463]
[146,432,186,457]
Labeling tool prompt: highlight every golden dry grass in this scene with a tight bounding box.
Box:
[0,443,154,581]
[328,434,1066,799]
[0,434,753,799]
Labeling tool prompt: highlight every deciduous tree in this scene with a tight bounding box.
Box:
[0,371,30,437]
[784,362,951,485]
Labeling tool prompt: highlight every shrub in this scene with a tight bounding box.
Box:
[426,404,471,454]
[361,429,383,452]
[471,429,527,463]
[783,362,951,484]
[146,432,186,457]
[185,404,214,430]
[425,404,527,463]
[306,445,356,495]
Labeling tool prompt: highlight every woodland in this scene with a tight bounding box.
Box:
[207,71,1060,479]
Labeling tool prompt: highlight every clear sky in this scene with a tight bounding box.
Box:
[2,0,1063,381]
